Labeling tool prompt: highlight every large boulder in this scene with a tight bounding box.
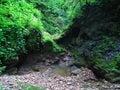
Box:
[77,40,120,83]
[68,0,120,83]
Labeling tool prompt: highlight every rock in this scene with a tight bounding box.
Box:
[102,84,120,89]
[71,69,81,75]
[70,66,81,75]
[3,60,19,68]
[5,67,18,74]
[111,84,120,89]
[46,59,50,63]
[63,56,75,66]
[67,82,72,85]
[110,77,120,83]
[63,56,70,61]
[77,39,120,82]
[67,59,85,67]
[42,68,53,77]
[32,65,39,71]
[45,62,50,66]
[59,52,66,56]
[70,66,78,70]
[55,57,59,60]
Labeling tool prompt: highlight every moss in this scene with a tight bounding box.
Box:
[0,60,6,75]
[94,36,116,50]
[0,84,2,90]
[88,52,120,82]
[41,31,64,52]
[18,83,46,90]
[71,48,87,66]
[88,57,108,72]
[0,66,6,75]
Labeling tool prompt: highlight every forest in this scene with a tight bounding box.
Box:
[0,0,120,90]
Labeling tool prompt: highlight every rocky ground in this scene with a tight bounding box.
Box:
[0,52,120,90]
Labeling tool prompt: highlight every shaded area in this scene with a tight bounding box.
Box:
[59,0,120,83]
[1,52,119,90]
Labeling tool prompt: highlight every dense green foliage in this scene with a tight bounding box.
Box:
[0,0,97,73]
[0,0,43,60]
[0,0,44,73]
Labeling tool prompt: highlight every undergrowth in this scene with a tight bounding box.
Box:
[0,0,97,74]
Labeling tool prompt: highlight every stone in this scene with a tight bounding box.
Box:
[70,66,81,75]
[67,82,72,85]
[5,67,18,74]
[112,84,120,89]
[42,68,53,77]
[55,57,59,60]
[45,62,50,66]
[63,56,70,61]
[71,69,81,75]
[32,65,39,71]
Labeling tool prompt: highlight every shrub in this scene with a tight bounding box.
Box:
[0,0,43,61]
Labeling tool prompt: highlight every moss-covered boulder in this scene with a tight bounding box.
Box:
[68,0,120,82]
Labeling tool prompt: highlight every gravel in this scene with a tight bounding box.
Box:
[0,67,113,90]
[0,52,119,90]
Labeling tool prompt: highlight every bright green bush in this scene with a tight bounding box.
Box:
[0,0,98,74]
[28,0,96,35]
[0,0,43,62]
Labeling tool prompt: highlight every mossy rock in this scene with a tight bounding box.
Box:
[71,48,87,67]
[87,54,120,83]
[74,38,120,83]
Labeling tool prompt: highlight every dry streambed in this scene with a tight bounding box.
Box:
[0,52,120,90]
[0,67,108,90]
